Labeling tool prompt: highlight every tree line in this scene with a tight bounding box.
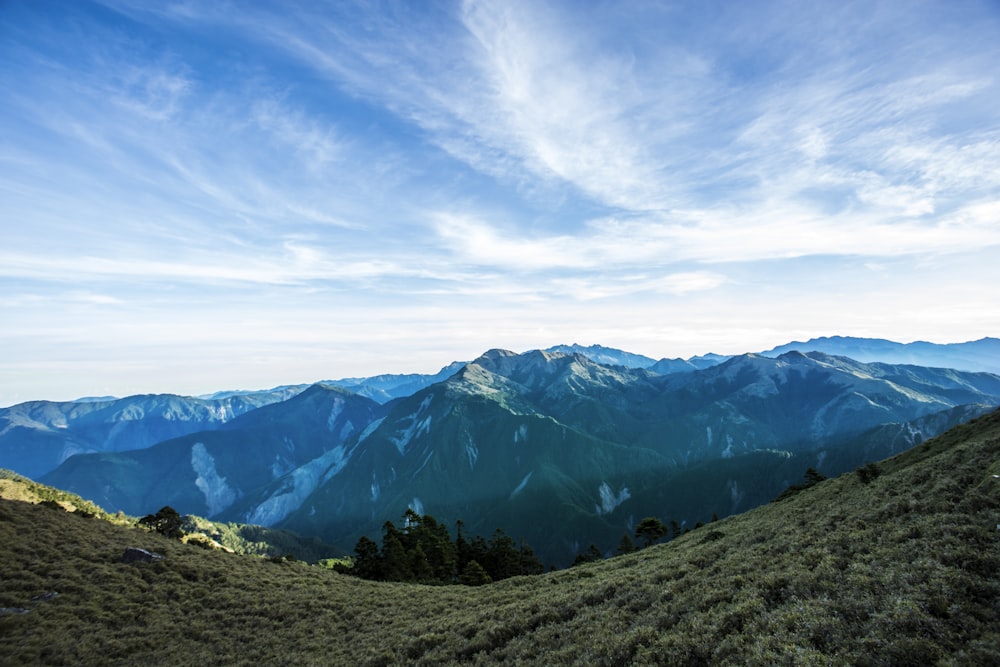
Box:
[340,509,546,585]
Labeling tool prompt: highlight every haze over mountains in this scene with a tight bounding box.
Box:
[3,336,997,565]
[759,336,1000,374]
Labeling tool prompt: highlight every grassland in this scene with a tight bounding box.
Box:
[2,408,999,665]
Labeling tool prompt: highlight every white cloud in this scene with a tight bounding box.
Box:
[2,0,999,405]
[251,98,344,169]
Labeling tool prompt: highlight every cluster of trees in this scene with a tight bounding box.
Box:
[138,505,185,539]
[344,509,545,585]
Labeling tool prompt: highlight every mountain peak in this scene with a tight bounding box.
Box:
[543,343,657,369]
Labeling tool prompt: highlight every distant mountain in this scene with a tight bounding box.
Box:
[271,349,1000,565]
[13,336,992,485]
[199,362,470,406]
[543,343,657,368]
[323,361,467,403]
[647,357,700,374]
[0,387,304,479]
[197,384,312,401]
[21,345,1000,566]
[41,385,384,519]
[687,352,733,368]
[760,336,1000,374]
[648,352,732,374]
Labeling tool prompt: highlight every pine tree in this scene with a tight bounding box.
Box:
[459,559,492,586]
[635,517,667,548]
[573,544,603,566]
[380,520,412,582]
[138,506,184,540]
[353,535,382,580]
[381,533,411,581]
[409,543,434,582]
[485,528,520,580]
[518,541,545,575]
[420,514,457,582]
[616,532,637,555]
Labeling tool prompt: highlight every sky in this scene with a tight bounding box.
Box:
[2,0,999,406]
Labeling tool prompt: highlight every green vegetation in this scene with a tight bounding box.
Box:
[0,469,130,524]
[0,469,340,563]
[1,408,999,664]
[856,461,881,484]
[774,466,828,501]
[634,516,668,547]
[345,510,545,584]
[138,506,185,539]
[178,515,342,563]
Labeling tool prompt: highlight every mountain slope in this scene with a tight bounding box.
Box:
[0,387,305,479]
[276,349,1000,565]
[274,356,661,563]
[40,385,383,519]
[1,408,997,665]
[640,351,1000,459]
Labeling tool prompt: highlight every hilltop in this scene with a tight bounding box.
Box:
[2,407,998,664]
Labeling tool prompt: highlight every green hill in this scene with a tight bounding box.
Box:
[2,408,999,665]
[0,468,342,563]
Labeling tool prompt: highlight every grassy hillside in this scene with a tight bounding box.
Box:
[2,408,999,665]
[0,468,342,563]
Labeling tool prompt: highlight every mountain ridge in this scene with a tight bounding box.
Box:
[761,335,1000,373]
[6,338,1000,565]
[269,349,1000,564]
[40,384,384,520]
[1,407,998,663]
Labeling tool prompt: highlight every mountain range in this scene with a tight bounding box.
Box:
[268,350,1000,563]
[759,336,1000,374]
[0,387,305,480]
[18,337,1000,565]
[2,406,998,663]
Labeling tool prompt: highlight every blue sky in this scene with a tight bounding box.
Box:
[2,0,999,405]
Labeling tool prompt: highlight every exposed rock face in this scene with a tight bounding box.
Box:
[121,547,163,564]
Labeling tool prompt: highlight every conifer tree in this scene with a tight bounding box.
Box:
[518,542,545,575]
[485,528,520,580]
[409,543,434,582]
[572,544,603,566]
[459,560,491,586]
[380,523,412,582]
[635,517,668,548]
[353,535,382,580]
[616,532,637,555]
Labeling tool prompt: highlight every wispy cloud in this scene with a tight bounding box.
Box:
[2,0,999,404]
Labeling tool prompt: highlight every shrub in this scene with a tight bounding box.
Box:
[856,463,881,484]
